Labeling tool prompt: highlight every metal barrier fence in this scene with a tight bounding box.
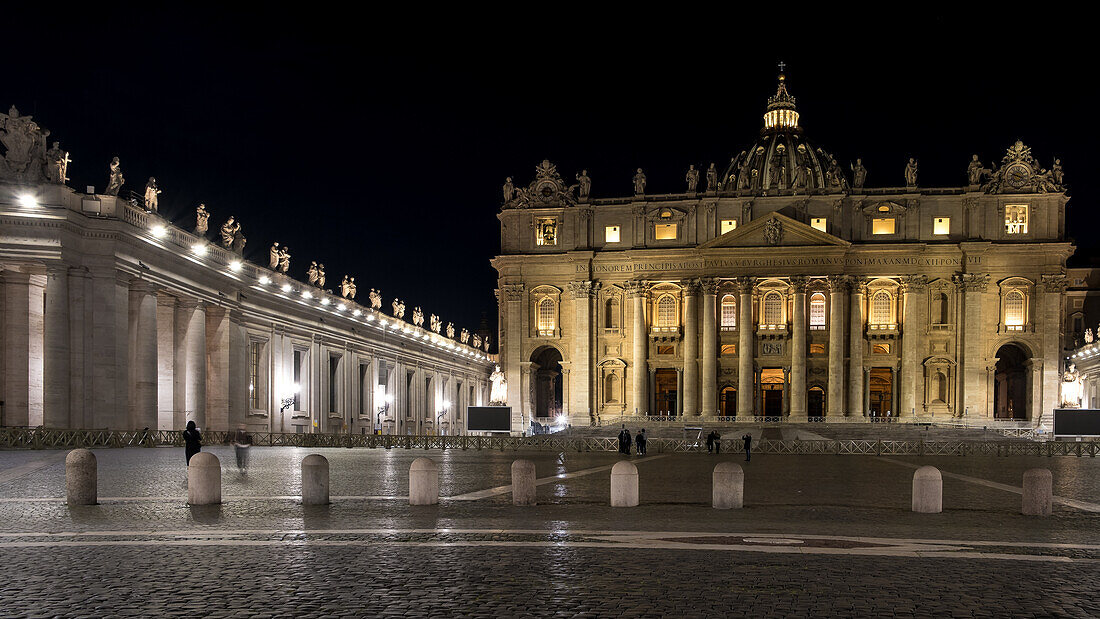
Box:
[1,427,1096,457]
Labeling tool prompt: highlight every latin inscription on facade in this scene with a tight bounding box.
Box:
[582,255,979,274]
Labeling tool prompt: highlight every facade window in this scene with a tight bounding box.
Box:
[655,223,678,240]
[657,295,678,327]
[293,349,304,411]
[721,344,737,355]
[933,217,950,235]
[871,291,892,325]
[809,292,826,329]
[537,298,556,333]
[720,295,737,329]
[1005,290,1025,329]
[762,292,783,326]
[1005,204,1028,234]
[605,226,620,243]
[605,296,621,329]
[535,217,557,246]
[249,341,262,409]
[810,343,826,355]
[329,356,339,413]
[721,219,737,234]
[872,218,896,235]
[810,218,827,232]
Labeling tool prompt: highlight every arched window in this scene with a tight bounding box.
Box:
[537,298,556,332]
[605,296,620,329]
[763,292,782,325]
[720,295,737,329]
[657,295,678,327]
[1005,290,1025,328]
[871,291,892,325]
[809,292,826,328]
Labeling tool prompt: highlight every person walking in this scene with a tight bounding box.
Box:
[742,432,752,462]
[635,429,647,455]
[231,423,252,474]
[183,420,202,465]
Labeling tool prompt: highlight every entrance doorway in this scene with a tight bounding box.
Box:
[994,344,1028,419]
[760,368,784,417]
[808,386,825,417]
[531,347,563,419]
[720,386,737,417]
[654,368,678,415]
[869,368,893,417]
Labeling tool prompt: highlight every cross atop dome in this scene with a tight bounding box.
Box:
[764,63,799,130]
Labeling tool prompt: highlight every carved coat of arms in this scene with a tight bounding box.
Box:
[763,218,783,245]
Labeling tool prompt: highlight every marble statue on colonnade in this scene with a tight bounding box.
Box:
[317,264,326,288]
[430,314,441,333]
[472,334,482,349]
[269,241,280,269]
[277,246,290,273]
[219,216,240,248]
[446,322,455,338]
[460,328,470,344]
[144,177,161,212]
[307,262,319,285]
[44,142,70,184]
[369,288,382,309]
[904,158,919,187]
[413,307,424,327]
[483,336,491,352]
[231,229,246,254]
[0,105,51,184]
[105,156,124,195]
[196,204,210,235]
[392,299,405,318]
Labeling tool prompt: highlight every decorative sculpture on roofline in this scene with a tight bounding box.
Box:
[340,276,356,299]
[219,216,239,248]
[392,298,405,319]
[685,165,698,192]
[576,170,591,199]
[196,204,210,236]
[430,314,442,333]
[369,288,382,310]
[982,140,1065,194]
[446,322,455,338]
[307,262,319,286]
[269,241,280,269]
[904,158,918,187]
[502,159,579,209]
[44,141,70,184]
[472,334,482,349]
[0,106,52,184]
[317,264,326,288]
[460,328,470,344]
[144,177,161,212]
[483,336,491,352]
[105,156,125,195]
[277,246,290,273]
[412,307,424,327]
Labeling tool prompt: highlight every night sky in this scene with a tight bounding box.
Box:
[5,9,1094,340]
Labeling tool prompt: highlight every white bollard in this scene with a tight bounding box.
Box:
[911,465,942,513]
[1022,468,1053,516]
[65,448,97,506]
[302,454,330,505]
[610,461,639,507]
[712,462,744,509]
[187,452,221,505]
[409,457,439,505]
[511,459,537,506]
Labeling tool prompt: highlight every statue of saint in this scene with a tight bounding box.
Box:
[1085,328,1094,344]
[348,277,357,299]
[219,216,239,248]
[269,241,280,270]
[1052,158,1064,186]
[277,246,291,273]
[851,159,867,189]
[792,164,807,190]
[502,177,514,203]
[196,204,210,235]
[392,298,405,318]
[144,177,162,212]
[307,262,320,285]
[483,336,491,352]
[904,158,919,187]
[685,165,699,192]
[340,276,352,298]
[44,142,69,184]
[576,170,591,198]
[317,264,326,288]
[489,365,507,404]
[967,154,984,186]
[768,159,783,187]
[446,322,455,338]
[430,314,441,333]
[472,334,482,349]
[105,156,124,195]
[460,328,470,344]
[633,168,646,195]
[369,288,382,309]
[705,163,717,192]
[231,230,246,254]
[413,307,424,327]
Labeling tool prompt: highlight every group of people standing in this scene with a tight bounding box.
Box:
[617,426,647,455]
[707,431,753,461]
[181,421,253,474]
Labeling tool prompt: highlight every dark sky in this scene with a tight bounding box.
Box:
[5,9,1095,338]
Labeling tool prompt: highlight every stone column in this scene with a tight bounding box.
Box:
[848,280,866,417]
[128,280,159,431]
[682,280,700,416]
[559,366,570,418]
[501,283,525,419]
[956,274,989,419]
[156,295,176,430]
[568,280,597,421]
[701,278,719,417]
[789,276,807,418]
[899,276,926,418]
[1039,275,1067,426]
[88,270,129,429]
[675,367,683,416]
[68,267,90,430]
[649,367,657,414]
[44,266,71,428]
[736,277,755,417]
[205,305,230,432]
[827,275,848,417]
[2,269,46,427]
[179,298,207,428]
[627,281,649,415]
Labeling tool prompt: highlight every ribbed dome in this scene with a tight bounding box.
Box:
[721,73,847,195]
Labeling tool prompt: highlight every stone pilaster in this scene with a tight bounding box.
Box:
[568,280,599,422]
[736,277,755,416]
[68,267,90,429]
[128,279,159,431]
[2,268,46,427]
[90,270,129,429]
[954,273,989,418]
[700,278,719,417]
[789,276,807,418]
[827,275,848,417]
[43,265,70,428]
[501,283,524,427]
[626,280,649,415]
[848,279,866,417]
[682,279,700,416]
[156,294,176,430]
[178,298,207,428]
[899,275,926,418]
[1039,274,1068,426]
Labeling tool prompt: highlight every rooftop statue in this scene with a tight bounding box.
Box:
[502,177,514,203]
[1052,158,1064,186]
[196,204,210,236]
[0,105,51,184]
[231,229,246,254]
[307,262,319,285]
[144,177,161,212]
[105,156,125,195]
[633,168,646,194]
[460,328,470,344]
[413,306,424,327]
[851,159,867,189]
[317,264,326,288]
[705,163,717,192]
[1085,328,1094,344]
[472,334,482,349]
[502,159,578,209]
[44,142,70,184]
[219,216,239,248]
[430,314,441,333]
[483,336,491,352]
[392,298,405,319]
[576,169,591,199]
[340,276,352,298]
[269,241,280,269]
[446,322,455,338]
[685,164,698,192]
[904,158,918,187]
[277,246,290,273]
[967,154,986,186]
[369,288,382,309]
[348,277,357,299]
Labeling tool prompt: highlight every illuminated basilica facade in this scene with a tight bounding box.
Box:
[494,74,1073,430]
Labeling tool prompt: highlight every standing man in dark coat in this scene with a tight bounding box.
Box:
[622,427,632,455]
[706,431,715,453]
[183,420,202,465]
[713,430,722,454]
[742,433,752,462]
[635,429,647,455]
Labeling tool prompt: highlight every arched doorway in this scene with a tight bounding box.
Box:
[720,386,737,417]
[994,344,1028,419]
[531,347,563,419]
[808,386,825,417]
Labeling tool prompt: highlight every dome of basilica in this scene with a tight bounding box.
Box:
[721,73,848,195]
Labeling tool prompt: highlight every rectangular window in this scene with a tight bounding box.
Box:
[249,341,261,409]
[720,219,737,234]
[872,218,896,235]
[933,217,950,235]
[535,217,557,245]
[292,350,303,411]
[1005,204,1028,234]
[655,223,678,240]
[329,356,339,414]
[359,364,368,417]
[605,226,620,243]
[810,218,827,232]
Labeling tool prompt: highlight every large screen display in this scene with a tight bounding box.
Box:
[466,406,512,432]
[1053,409,1100,437]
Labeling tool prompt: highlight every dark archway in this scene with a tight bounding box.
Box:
[531,347,563,419]
[808,386,825,417]
[720,386,737,417]
[654,368,678,415]
[994,344,1028,419]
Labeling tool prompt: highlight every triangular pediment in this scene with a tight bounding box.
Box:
[699,211,851,249]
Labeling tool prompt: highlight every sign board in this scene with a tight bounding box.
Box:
[467,406,512,432]
[1053,409,1100,437]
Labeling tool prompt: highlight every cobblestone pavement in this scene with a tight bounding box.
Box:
[1,447,1099,616]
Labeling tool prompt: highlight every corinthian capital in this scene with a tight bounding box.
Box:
[1040,274,1068,293]
[952,273,989,293]
[681,279,702,296]
[700,277,720,295]
[899,275,928,293]
[624,280,650,298]
[502,283,526,301]
[734,276,755,294]
[788,276,808,293]
[826,274,850,292]
[568,280,600,299]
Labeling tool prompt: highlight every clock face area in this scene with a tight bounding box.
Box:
[1005,163,1031,188]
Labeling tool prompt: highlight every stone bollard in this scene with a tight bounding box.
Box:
[301,454,330,505]
[65,448,97,506]
[610,461,639,507]
[409,457,439,505]
[911,465,942,513]
[1022,468,1053,516]
[511,459,537,506]
[187,452,222,505]
[712,462,744,509]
